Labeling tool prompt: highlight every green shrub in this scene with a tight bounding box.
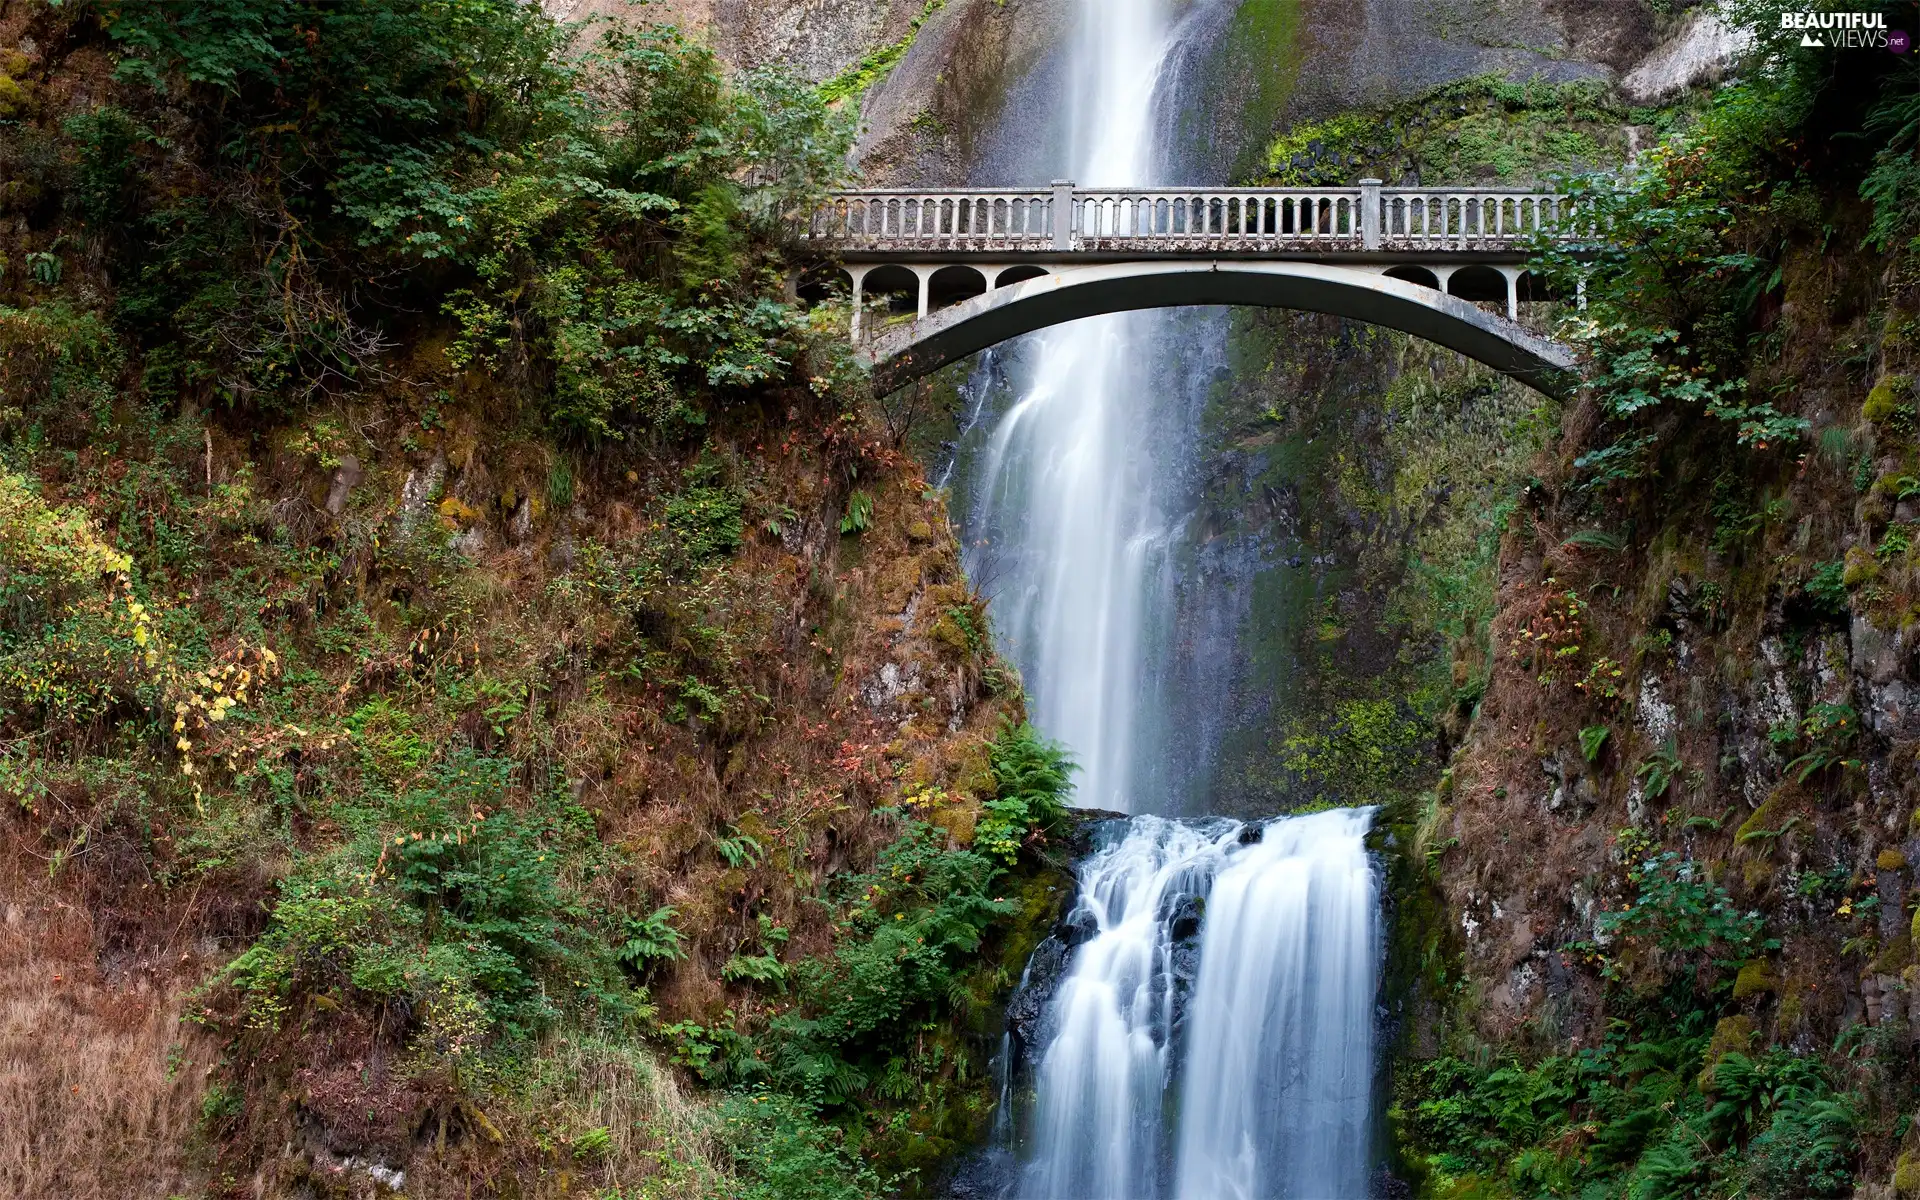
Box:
[714,1092,884,1200]
[1803,560,1849,615]
[758,817,1014,1106]
[665,463,745,565]
[1592,850,1772,971]
[1405,1033,1855,1198]
[973,720,1075,863]
[222,751,637,1042]
[94,3,849,426]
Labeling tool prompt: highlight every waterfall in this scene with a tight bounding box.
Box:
[1171,810,1380,1199]
[1011,811,1379,1200]
[960,0,1181,815]
[948,2,1387,1195]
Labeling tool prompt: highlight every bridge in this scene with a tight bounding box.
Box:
[798,181,1584,398]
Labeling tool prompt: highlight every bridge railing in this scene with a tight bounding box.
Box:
[802,184,1577,253]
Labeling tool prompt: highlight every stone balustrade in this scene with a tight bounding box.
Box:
[803,181,1579,255]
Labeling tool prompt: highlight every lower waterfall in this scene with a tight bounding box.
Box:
[1008,808,1380,1200]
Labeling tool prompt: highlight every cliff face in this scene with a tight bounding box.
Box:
[0,2,1072,1196]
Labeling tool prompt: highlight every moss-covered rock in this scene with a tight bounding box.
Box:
[1865,373,1914,424]
[1732,959,1778,1000]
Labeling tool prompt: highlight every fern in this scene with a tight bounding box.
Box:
[722,952,790,991]
[1636,738,1683,799]
[1563,527,1626,552]
[713,827,767,868]
[618,905,685,970]
[1627,1136,1701,1199]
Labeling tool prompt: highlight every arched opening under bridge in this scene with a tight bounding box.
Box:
[857,259,1577,398]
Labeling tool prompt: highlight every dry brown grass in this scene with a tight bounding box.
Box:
[504,1032,731,1198]
[0,883,209,1199]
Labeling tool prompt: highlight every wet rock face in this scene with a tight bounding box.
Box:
[1004,934,1069,1065]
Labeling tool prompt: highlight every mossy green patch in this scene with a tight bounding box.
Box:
[1263,75,1656,187]
[818,0,947,104]
[1210,0,1305,182]
[1865,374,1913,424]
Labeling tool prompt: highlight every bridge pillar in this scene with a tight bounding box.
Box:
[848,266,867,342]
[912,265,938,321]
[1360,179,1382,251]
[1052,180,1075,251]
[1497,266,1523,321]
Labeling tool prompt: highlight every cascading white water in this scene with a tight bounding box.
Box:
[952,2,1386,1195]
[1022,817,1218,1198]
[1017,810,1379,1199]
[1172,809,1380,1199]
[963,0,1179,814]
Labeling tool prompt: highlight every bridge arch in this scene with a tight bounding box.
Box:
[860,260,1577,398]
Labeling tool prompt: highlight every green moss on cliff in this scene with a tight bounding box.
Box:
[1263,74,1667,186]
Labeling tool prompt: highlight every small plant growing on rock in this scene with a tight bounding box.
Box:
[974,721,1075,864]
[1637,738,1684,800]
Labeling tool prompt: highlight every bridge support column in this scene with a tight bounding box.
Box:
[848,265,870,343]
[1360,179,1382,250]
[1432,264,1457,295]
[1497,266,1523,321]
[913,266,937,321]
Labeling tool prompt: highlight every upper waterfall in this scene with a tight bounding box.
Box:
[956,0,1193,815]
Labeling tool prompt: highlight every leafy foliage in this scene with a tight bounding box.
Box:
[1780,702,1863,783]
[1405,1030,1856,1198]
[756,816,1016,1108]
[974,721,1075,864]
[1591,850,1773,973]
[714,1092,886,1200]
[1636,738,1683,800]
[221,751,640,1042]
[76,2,850,430]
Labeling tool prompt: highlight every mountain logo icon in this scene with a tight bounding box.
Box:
[1800,31,1826,46]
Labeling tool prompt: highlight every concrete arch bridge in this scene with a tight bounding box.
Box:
[798,181,1585,398]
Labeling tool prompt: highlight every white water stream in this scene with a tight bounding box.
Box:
[955,2,1385,1196]
[962,0,1178,815]
[1016,812,1379,1199]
